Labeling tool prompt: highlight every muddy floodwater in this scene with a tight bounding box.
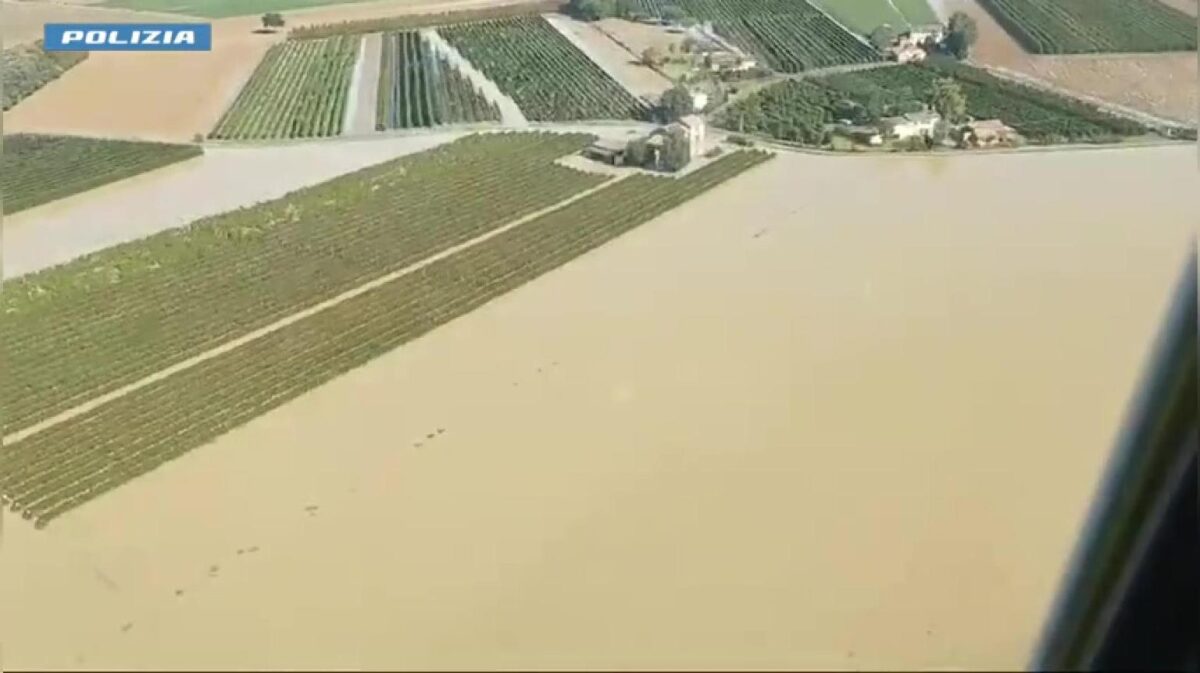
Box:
[0,145,1194,670]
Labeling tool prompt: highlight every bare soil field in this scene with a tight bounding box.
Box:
[3,132,466,277]
[545,15,673,101]
[1,0,547,141]
[1,144,1194,669]
[947,0,1198,124]
[0,0,184,46]
[593,17,687,60]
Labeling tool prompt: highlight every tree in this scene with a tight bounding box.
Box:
[658,85,693,122]
[929,77,967,123]
[641,46,664,67]
[661,4,687,23]
[681,36,697,53]
[613,0,637,18]
[261,12,285,30]
[667,42,678,56]
[869,24,896,51]
[661,126,691,171]
[945,11,978,59]
[625,137,649,167]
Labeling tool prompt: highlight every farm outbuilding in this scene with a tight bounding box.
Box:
[584,137,628,165]
[963,119,1018,148]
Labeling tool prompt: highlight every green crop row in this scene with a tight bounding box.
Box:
[0,149,772,527]
[376,31,500,130]
[1,133,604,435]
[1,41,87,111]
[2,134,202,215]
[210,35,359,140]
[439,16,648,121]
[977,0,1196,54]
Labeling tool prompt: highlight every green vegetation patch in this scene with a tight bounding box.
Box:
[1,133,604,436]
[210,35,359,140]
[376,31,500,130]
[977,0,1197,54]
[439,16,647,121]
[0,150,771,527]
[2,41,88,111]
[715,61,1150,145]
[2,135,202,215]
[635,0,879,73]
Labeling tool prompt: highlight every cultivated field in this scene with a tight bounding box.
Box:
[1,42,87,111]
[1,132,600,439]
[635,0,880,72]
[809,0,939,34]
[4,133,476,277]
[440,16,647,121]
[1,0,548,141]
[1,134,201,215]
[544,15,673,101]
[976,0,1197,54]
[946,0,1198,125]
[2,144,1193,670]
[376,31,500,130]
[0,135,767,526]
[211,35,359,140]
[716,61,1154,145]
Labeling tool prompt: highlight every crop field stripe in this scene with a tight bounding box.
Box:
[211,36,357,140]
[1,134,604,433]
[977,0,1197,54]
[2,135,203,215]
[0,150,772,526]
[4,174,621,446]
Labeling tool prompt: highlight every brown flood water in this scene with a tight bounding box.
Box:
[0,145,1195,670]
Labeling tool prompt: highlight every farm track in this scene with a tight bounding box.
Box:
[0,149,773,526]
[2,134,603,435]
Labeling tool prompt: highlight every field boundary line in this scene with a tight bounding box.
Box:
[3,173,627,445]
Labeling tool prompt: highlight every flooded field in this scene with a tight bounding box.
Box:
[1,145,1194,669]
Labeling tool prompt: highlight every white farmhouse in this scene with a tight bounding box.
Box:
[879,110,940,140]
[676,114,707,157]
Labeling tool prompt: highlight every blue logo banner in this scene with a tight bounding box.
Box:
[43,23,212,51]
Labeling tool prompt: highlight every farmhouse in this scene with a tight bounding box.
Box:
[963,119,1018,148]
[583,137,628,165]
[880,110,941,140]
[674,114,707,157]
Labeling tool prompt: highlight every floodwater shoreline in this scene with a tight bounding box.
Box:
[1,143,1193,670]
